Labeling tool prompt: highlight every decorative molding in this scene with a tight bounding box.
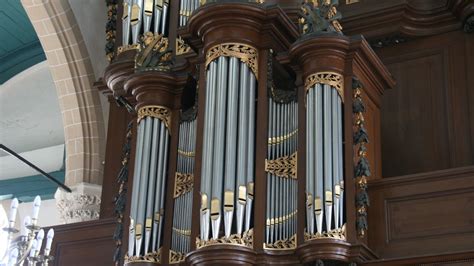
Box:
[265,152,297,179]
[174,172,194,198]
[55,183,102,224]
[205,43,258,79]
[196,229,253,249]
[137,105,172,131]
[305,72,344,101]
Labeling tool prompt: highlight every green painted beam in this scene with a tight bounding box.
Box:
[0,170,65,202]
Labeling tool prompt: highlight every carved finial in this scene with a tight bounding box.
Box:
[135,32,173,71]
[299,0,343,35]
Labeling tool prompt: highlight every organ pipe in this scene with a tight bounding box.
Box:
[305,72,345,240]
[199,43,257,245]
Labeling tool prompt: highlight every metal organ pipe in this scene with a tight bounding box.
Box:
[200,46,257,242]
[305,76,345,239]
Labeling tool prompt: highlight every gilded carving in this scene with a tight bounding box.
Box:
[305,72,344,100]
[304,224,346,241]
[265,152,297,179]
[206,43,258,79]
[264,234,297,250]
[196,229,253,249]
[105,0,118,62]
[117,44,140,56]
[176,36,191,55]
[125,250,160,263]
[178,149,195,157]
[135,32,172,71]
[299,0,343,35]
[169,249,186,264]
[174,172,194,198]
[137,105,171,131]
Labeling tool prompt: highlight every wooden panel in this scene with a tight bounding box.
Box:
[377,31,474,177]
[368,166,474,259]
[51,218,115,266]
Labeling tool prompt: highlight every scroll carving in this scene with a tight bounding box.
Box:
[264,234,296,250]
[137,105,171,131]
[206,43,258,79]
[196,229,253,249]
[305,72,344,100]
[169,249,186,264]
[176,36,191,55]
[135,32,172,72]
[125,250,160,263]
[304,224,346,241]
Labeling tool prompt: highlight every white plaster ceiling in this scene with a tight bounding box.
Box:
[0,61,64,157]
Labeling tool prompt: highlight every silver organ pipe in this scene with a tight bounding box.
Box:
[200,44,257,243]
[122,0,170,46]
[179,0,200,27]
[264,94,298,249]
[171,110,197,262]
[305,75,345,239]
[127,107,171,260]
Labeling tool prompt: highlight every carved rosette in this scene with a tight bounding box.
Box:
[137,105,172,130]
[55,183,102,224]
[196,229,253,249]
[265,152,297,179]
[205,43,258,79]
[305,72,344,101]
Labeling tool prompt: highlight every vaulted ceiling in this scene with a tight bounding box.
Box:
[0,0,45,84]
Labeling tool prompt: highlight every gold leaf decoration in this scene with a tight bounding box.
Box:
[169,249,186,264]
[305,72,344,101]
[268,129,298,145]
[264,234,297,250]
[196,229,253,249]
[304,224,346,241]
[176,36,191,55]
[137,105,171,131]
[205,43,258,79]
[174,173,194,198]
[265,152,297,179]
[125,250,160,263]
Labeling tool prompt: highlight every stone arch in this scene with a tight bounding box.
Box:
[20,0,106,223]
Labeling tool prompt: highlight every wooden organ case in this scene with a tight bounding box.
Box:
[102,0,395,265]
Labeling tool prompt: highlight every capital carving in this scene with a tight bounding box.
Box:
[55,183,102,224]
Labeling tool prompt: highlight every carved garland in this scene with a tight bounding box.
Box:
[265,152,297,179]
[112,121,133,265]
[173,172,194,198]
[305,72,344,101]
[105,0,118,62]
[352,77,370,238]
[137,105,171,131]
[205,43,258,79]
[196,229,253,249]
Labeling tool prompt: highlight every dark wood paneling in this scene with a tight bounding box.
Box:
[368,166,474,259]
[377,30,474,177]
[51,218,115,266]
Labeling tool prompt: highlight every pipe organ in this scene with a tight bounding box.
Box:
[103,0,395,264]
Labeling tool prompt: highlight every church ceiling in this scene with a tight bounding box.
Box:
[0,0,45,84]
